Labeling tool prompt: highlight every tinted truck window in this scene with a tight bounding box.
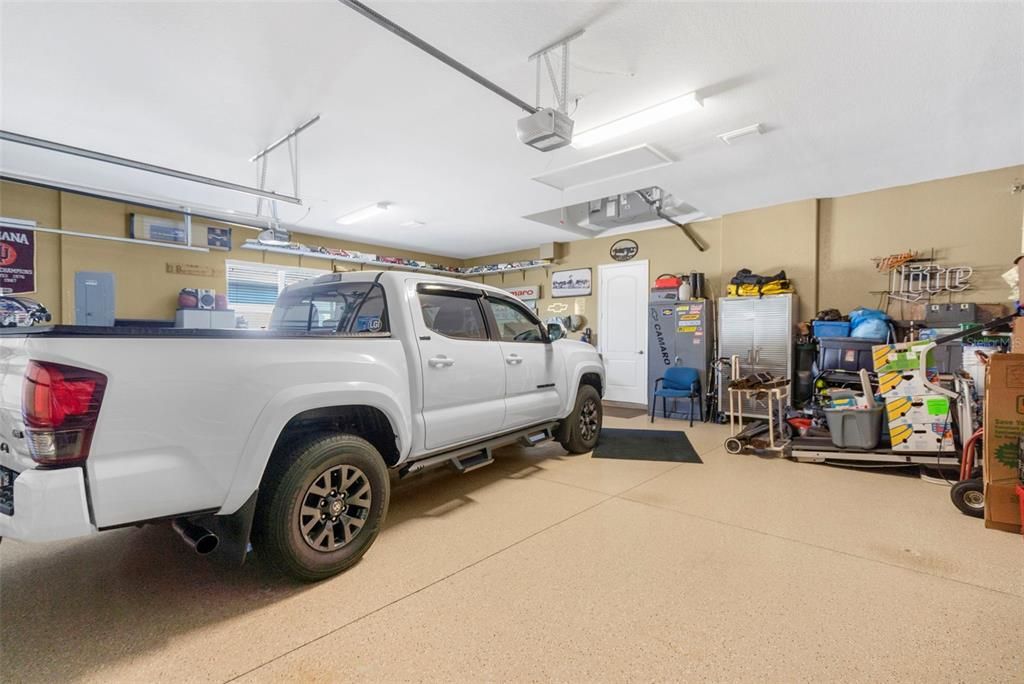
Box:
[269,283,388,333]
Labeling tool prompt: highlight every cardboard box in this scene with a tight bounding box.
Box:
[872,341,938,398]
[887,420,954,452]
[1013,318,1024,353]
[983,353,1024,483]
[984,478,1022,534]
[877,371,933,398]
[872,340,935,374]
[884,394,951,424]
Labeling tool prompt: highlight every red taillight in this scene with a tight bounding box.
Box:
[22,361,107,466]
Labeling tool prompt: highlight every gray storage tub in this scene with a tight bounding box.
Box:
[824,406,883,450]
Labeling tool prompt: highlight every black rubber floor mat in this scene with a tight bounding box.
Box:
[592,428,703,463]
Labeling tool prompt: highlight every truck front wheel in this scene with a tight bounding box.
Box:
[253,433,390,581]
[559,384,602,454]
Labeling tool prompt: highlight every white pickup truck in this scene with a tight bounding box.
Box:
[0,272,604,580]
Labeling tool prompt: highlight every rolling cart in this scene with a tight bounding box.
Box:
[724,355,792,454]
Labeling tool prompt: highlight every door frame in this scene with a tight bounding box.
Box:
[597,259,649,404]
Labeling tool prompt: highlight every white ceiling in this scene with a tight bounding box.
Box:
[2,1,1022,258]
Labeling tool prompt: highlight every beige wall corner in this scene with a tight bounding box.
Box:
[720,199,819,321]
[818,165,1024,316]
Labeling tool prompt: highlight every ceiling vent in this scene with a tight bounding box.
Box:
[523,186,704,240]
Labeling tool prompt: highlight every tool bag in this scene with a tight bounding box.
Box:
[726,268,794,297]
[654,273,683,289]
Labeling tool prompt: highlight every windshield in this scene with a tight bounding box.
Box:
[268,282,388,333]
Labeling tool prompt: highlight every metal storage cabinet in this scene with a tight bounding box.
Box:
[718,294,797,418]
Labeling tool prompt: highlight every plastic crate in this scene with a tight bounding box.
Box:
[816,336,886,373]
[824,406,883,450]
[812,320,851,338]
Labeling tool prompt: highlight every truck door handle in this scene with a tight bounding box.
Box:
[428,355,455,368]
[505,354,523,365]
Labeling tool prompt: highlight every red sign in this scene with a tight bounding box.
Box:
[0,228,35,293]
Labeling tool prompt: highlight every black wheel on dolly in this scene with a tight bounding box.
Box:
[950,477,985,518]
[724,436,744,454]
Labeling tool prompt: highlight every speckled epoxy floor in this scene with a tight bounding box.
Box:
[2,413,1022,682]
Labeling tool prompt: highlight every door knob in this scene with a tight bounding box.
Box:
[428,356,455,368]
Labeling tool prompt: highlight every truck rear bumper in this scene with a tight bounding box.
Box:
[0,467,96,542]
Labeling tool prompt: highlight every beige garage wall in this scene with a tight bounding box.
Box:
[0,180,460,323]
[3,164,1022,330]
[463,219,723,337]
[819,165,1024,315]
[720,199,818,321]
[467,166,1023,344]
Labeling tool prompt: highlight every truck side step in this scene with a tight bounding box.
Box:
[398,421,559,479]
[518,426,555,447]
[449,449,494,473]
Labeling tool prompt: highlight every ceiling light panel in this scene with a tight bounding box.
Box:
[572,92,703,149]
[336,202,389,225]
[532,145,673,190]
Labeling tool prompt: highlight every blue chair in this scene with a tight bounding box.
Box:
[651,367,702,427]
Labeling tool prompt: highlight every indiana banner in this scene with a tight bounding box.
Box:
[0,228,35,293]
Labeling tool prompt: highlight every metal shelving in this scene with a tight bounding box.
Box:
[240,242,549,279]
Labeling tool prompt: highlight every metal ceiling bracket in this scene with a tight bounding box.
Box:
[529,30,583,114]
[337,0,537,114]
[0,129,301,205]
[250,114,320,219]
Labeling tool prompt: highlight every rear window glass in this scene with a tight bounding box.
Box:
[269,282,388,333]
[419,292,487,340]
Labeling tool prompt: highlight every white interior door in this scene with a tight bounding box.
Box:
[598,260,649,404]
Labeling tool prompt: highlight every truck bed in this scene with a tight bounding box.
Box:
[0,325,391,339]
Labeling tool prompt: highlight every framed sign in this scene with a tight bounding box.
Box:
[503,284,540,312]
[551,268,591,298]
[502,285,539,301]
[609,238,638,262]
[130,213,188,245]
[207,226,232,251]
[0,227,35,293]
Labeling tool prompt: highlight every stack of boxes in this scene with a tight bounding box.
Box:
[981,353,1024,533]
[871,340,954,452]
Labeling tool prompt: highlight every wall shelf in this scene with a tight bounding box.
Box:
[240,242,550,279]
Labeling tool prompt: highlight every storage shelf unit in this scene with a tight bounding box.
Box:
[240,243,549,278]
[717,294,798,419]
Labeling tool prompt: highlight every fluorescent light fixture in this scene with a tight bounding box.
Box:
[571,92,703,149]
[336,202,389,225]
[717,123,764,145]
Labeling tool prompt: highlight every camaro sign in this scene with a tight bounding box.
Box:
[0,228,35,293]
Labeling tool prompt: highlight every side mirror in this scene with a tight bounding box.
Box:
[546,323,566,341]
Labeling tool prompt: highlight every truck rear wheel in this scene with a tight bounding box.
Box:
[559,384,602,454]
[253,433,390,581]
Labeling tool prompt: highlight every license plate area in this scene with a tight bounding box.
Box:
[0,465,17,515]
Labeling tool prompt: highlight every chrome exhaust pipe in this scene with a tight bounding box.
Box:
[172,518,219,555]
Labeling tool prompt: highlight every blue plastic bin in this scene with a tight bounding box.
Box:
[813,320,851,338]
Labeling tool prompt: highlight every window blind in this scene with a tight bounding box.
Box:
[225,260,326,329]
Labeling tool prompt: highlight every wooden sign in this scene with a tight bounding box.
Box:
[166,263,216,277]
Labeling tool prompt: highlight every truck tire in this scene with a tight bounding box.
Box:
[559,384,602,454]
[253,433,390,582]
